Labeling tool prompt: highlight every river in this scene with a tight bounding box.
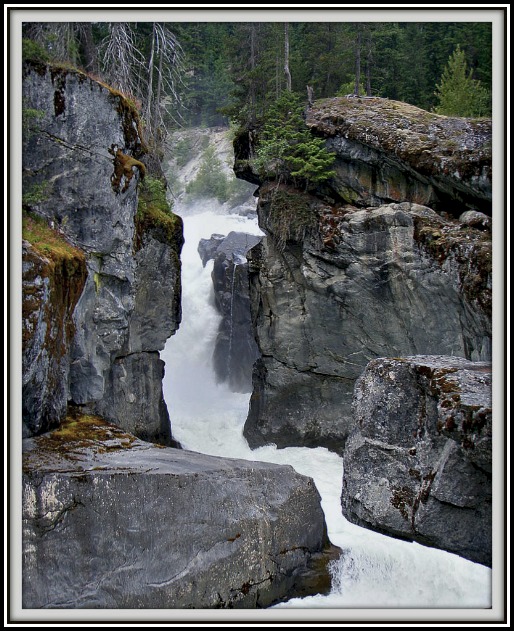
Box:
[161,201,491,613]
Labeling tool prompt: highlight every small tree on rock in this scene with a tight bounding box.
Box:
[253,91,335,190]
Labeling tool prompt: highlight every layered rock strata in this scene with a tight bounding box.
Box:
[306,97,492,215]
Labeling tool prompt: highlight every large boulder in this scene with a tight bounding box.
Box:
[22,414,335,608]
[306,97,492,216]
[341,355,492,566]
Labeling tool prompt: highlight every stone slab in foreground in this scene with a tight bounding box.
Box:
[22,415,333,608]
[342,355,491,566]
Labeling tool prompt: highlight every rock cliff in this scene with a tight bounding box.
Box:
[306,97,491,215]
[22,60,182,444]
[342,355,492,566]
[243,188,491,453]
[22,218,87,436]
[234,99,492,453]
[199,232,263,392]
[22,413,335,608]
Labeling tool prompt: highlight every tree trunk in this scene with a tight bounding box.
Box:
[145,24,156,138]
[153,48,163,138]
[354,25,362,96]
[307,85,314,107]
[77,23,97,73]
[365,27,373,96]
[249,24,256,119]
[284,23,292,91]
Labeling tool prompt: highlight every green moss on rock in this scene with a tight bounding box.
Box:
[22,212,87,352]
[23,412,141,469]
[135,177,184,252]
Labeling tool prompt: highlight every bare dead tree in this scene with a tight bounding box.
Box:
[100,23,185,145]
[100,23,145,98]
[143,22,186,141]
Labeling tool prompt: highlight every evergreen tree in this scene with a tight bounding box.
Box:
[434,45,491,117]
[253,91,335,189]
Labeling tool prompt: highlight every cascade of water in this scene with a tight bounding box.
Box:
[161,203,492,612]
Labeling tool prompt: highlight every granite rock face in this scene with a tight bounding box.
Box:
[233,98,492,454]
[22,416,334,609]
[22,61,182,444]
[243,188,491,453]
[199,231,262,392]
[342,355,492,566]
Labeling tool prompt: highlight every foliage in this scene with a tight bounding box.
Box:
[20,21,493,134]
[22,182,51,208]
[337,80,367,97]
[137,176,172,216]
[266,187,318,251]
[22,37,50,63]
[434,46,491,117]
[185,145,231,203]
[173,136,195,168]
[253,92,335,189]
[22,106,45,140]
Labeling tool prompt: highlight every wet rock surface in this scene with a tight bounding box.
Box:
[22,239,87,436]
[22,62,182,444]
[199,231,263,392]
[341,355,492,566]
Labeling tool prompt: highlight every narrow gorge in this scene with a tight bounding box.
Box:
[21,61,334,609]
[20,60,493,612]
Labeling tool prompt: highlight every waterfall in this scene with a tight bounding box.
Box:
[161,201,492,611]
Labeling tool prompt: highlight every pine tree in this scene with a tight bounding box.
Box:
[434,45,491,117]
[253,91,335,189]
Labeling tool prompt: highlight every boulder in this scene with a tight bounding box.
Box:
[306,97,492,216]
[341,355,492,566]
[22,415,335,608]
[459,210,491,231]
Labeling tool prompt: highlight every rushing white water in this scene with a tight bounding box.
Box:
[161,202,492,610]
